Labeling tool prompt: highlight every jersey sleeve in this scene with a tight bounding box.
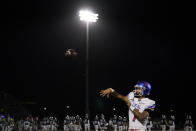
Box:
[145,99,156,111]
[127,92,134,101]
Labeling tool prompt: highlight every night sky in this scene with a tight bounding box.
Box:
[4,0,194,122]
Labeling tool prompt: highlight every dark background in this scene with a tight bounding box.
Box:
[3,0,194,124]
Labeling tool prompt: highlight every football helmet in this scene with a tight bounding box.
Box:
[161,114,166,120]
[85,113,89,119]
[189,115,192,120]
[95,115,98,120]
[134,81,151,96]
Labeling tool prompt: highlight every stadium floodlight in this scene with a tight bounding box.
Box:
[79,10,98,22]
[79,9,98,115]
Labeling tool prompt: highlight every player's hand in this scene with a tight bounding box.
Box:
[100,88,112,98]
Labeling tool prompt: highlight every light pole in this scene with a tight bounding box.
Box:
[66,105,70,115]
[79,10,98,115]
[43,107,47,117]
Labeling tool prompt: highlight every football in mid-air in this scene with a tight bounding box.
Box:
[64,48,78,57]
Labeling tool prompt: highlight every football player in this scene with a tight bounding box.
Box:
[146,116,153,131]
[64,115,71,131]
[117,116,123,131]
[84,114,90,131]
[93,115,99,131]
[99,114,106,131]
[100,81,156,131]
[160,115,167,131]
[112,115,118,131]
[168,115,175,131]
[122,117,128,131]
[184,115,193,131]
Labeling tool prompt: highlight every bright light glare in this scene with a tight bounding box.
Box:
[79,10,98,22]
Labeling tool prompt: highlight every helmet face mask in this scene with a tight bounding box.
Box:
[133,86,143,96]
